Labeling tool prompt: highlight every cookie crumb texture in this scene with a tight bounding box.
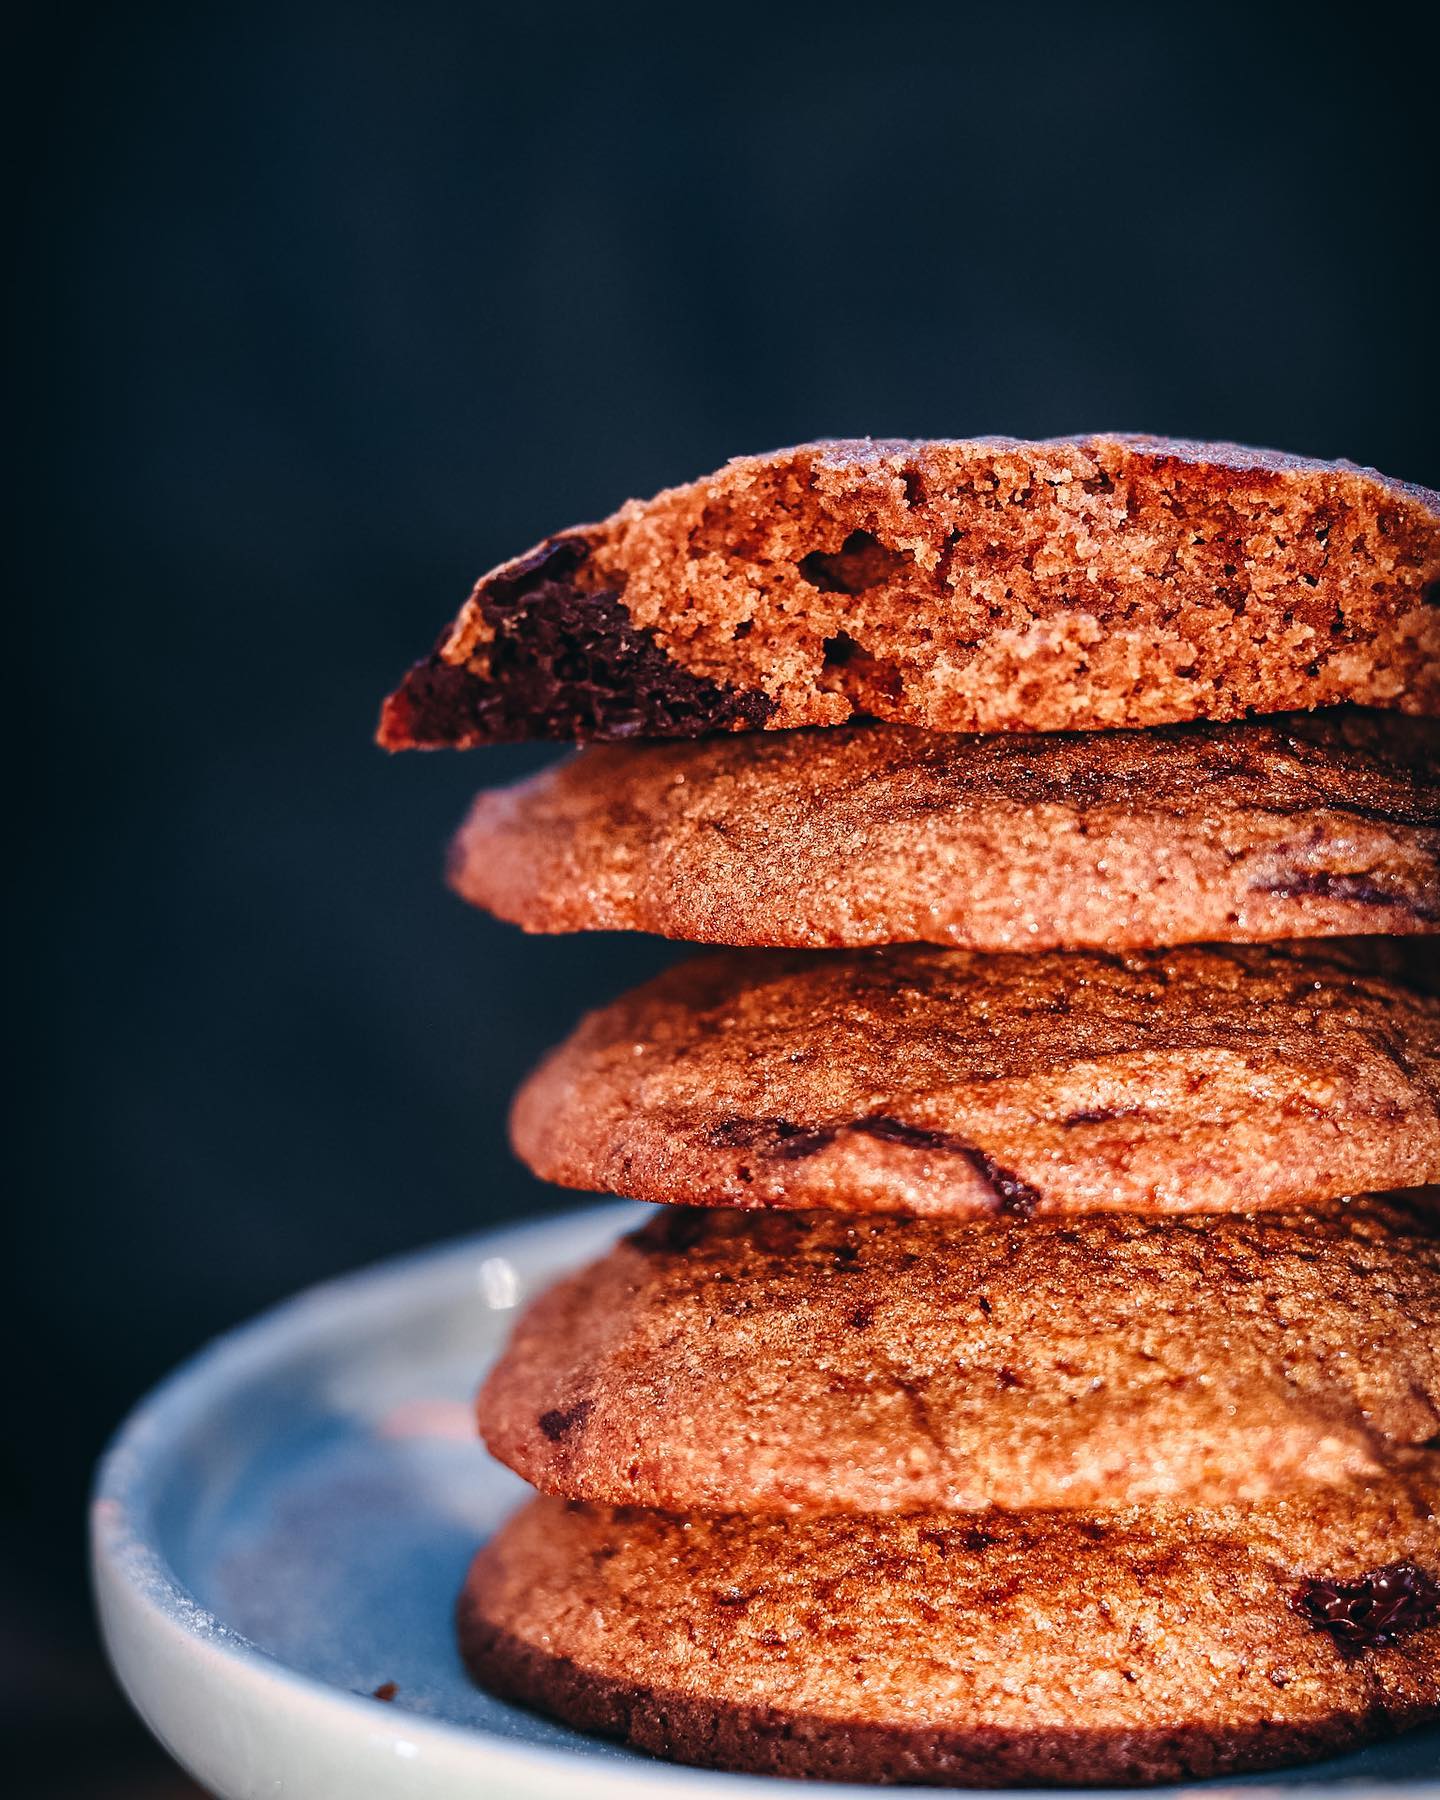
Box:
[381,437,1440,746]
[510,941,1440,1217]
[451,710,1440,949]
[458,1492,1440,1784]
[477,1198,1440,1515]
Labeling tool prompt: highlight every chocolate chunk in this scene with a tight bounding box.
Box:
[1255,869,1439,921]
[1293,1559,1440,1652]
[708,1117,839,1160]
[852,1118,1041,1215]
[706,1113,1042,1214]
[538,1400,593,1442]
[766,1123,843,1161]
[916,1523,1000,1555]
[852,1115,969,1154]
[963,1149,1043,1218]
[381,538,775,746]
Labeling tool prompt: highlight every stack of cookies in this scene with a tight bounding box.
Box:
[381,437,1440,1784]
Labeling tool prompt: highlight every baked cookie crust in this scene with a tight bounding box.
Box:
[450,710,1439,949]
[478,1196,1440,1515]
[458,1489,1440,1784]
[510,940,1440,1217]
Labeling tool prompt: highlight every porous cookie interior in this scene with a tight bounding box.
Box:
[382,436,1440,745]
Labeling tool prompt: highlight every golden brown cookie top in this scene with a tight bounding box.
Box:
[451,710,1440,948]
[479,1196,1440,1515]
[460,1485,1440,1784]
[510,940,1440,1216]
[381,436,1440,746]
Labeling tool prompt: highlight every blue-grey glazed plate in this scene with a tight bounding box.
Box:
[92,1202,1439,1799]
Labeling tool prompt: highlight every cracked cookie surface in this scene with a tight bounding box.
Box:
[451,709,1440,949]
[478,1195,1440,1515]
[458,1485,1440,1784]
[509,940,1440,1216]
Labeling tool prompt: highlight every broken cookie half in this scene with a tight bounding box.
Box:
[380,435,1440,746]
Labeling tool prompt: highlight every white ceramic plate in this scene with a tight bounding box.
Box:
[92,1202,1439,1799]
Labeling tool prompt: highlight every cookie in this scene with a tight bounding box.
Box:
[458,1487,1440,1784]
[507,936,1440,1216]
[509,941,1440,1216]
[379,436,1440,747]
[477,1196,1440,1515]
[450,710,1440,949]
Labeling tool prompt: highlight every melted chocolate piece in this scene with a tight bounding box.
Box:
[1293,1559,1440,1652]
[769,1123,846,1161]
[851,1115,972,1154]
[707,1114,1041,1215]
[381,538,775,745]
[961,1148,1043,1218]
[708,1116,839,1160]
[855,1115,1043,1217]
[920,1523,1000,1555]
[538,1400,593,1442]
[1254,869,1439,921]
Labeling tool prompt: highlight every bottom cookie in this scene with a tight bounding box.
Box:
[458,1492,1440,1786]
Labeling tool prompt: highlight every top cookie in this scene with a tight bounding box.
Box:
[380,437,1440,746]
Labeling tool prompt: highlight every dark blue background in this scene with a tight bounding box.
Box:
[17,1,1439,1790]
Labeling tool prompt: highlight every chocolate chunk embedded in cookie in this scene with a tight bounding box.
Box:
[510,941,1440,1216]
[478,1196,1440,1515]
[450,711,1440,949]
[381,437,1440,746]
[457,1488,1440,1784]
